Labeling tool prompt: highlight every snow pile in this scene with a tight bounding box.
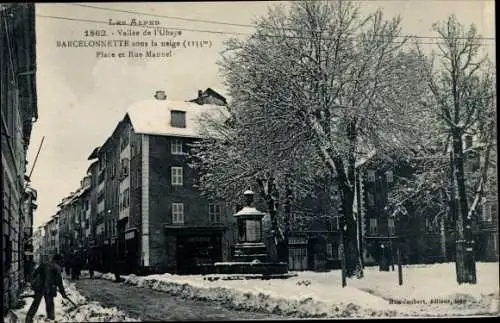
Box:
[11,280,139,322]
[94,272,393,317]
[94,262,499,318]
[346,262,499,316]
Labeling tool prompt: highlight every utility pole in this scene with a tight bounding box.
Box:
[340,224,347,288]
[339,193,347,288]
[393,206,406,286]
[397,243,403,286]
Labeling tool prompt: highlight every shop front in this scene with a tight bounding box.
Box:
[288,232,341,271]
[124,229,139,274]
[288,237,308,271]
[165,226,225,275]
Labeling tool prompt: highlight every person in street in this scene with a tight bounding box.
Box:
[88,254,95,279]
[70,250,81,280]
[75,251,82,280]
[24,257,34,284]
[64,255,71,277]
[113,255,124,282]
[26,254,68,323]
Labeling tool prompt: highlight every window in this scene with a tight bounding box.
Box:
[388,218,395,235]
[369,218,378,235]
[124,188,130,208]
[331,216,340,230]
[367,193,375,207]
[121,158,129,178]
[172,203,184,224]
[326,243,333,259]
[130,134,139,157]
[136,168,142,188]
[119,192,124,211]
[171,110,186,128]
[171,167,183,186]
[464,135,473,149]
[121,132,130,151]
[171,138,183,155]
[367,170,376,182]
[482,201,496,222]
[425,218,434,232]
[490,204,497,221]
[385,170,394,183]
[208,204,222,223]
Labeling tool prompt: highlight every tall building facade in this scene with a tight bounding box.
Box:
[55,89,235,275]
[32,227,42,264]
[1,3,38,314]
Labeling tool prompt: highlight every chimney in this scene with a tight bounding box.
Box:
[197,89,204,105]
[154,90,167,100]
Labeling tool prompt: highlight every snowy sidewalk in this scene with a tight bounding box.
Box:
[9,279,139,322]
[92,262,498,318]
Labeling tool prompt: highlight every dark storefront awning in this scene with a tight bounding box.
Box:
[164,225,226,235]
[125,229,138,240]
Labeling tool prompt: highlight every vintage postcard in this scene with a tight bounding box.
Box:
[1,1,497,321]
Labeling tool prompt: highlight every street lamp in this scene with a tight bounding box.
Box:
[393,205,408,286]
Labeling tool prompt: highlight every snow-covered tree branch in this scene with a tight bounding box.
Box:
[192,0,432,278]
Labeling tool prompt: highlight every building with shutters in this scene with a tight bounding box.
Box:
[58,89,236,275]
[355,141,498,269]
[56,175,91,268]
[282,182,343,272]
[1,3,38,314]
[32,226,42,264]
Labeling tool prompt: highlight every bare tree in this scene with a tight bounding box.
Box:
[190,99,325,262]
[411,15,497,284]
[214,0,429,278]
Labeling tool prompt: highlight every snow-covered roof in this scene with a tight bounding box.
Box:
[74,185,90,198]
[126,99,229,138]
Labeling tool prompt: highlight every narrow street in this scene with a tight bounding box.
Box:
[75,278,287,321]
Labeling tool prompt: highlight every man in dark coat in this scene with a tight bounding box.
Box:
[26,254,68,323]
[88,253,95,279]
[64,255,71,276]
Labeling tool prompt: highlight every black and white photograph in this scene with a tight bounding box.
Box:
[1,1,497,321]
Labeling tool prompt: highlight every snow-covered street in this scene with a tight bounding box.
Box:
[5,2,497,322]
[7,263,498,321]
[90,262,498,318]
[10,279,139,322]
[74,278,287,320]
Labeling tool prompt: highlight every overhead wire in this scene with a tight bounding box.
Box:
[68,3,496,42]
[36,14,495,46]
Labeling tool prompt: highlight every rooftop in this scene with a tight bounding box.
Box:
[126,99,229,138]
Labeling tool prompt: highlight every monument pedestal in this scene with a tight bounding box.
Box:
[212,190,295,280]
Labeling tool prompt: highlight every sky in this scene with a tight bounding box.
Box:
[29,1,495,228]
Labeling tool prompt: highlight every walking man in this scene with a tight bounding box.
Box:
[88,254,95,279]
[26,254,68,323]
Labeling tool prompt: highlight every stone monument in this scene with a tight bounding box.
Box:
[211,190,296,279]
